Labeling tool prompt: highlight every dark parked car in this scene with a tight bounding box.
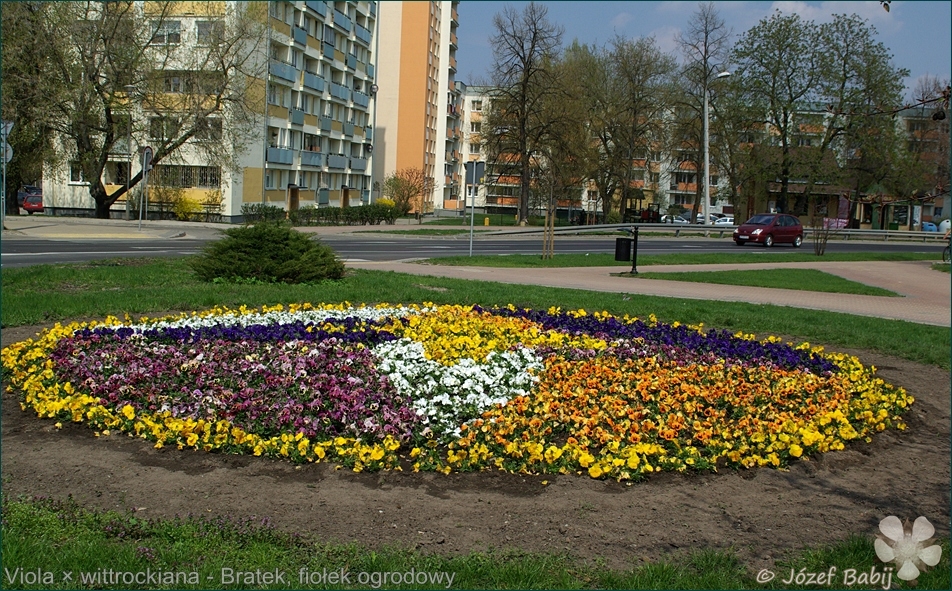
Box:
[733,213,803,247]
[22,194,44,214]
[17,185,41,207]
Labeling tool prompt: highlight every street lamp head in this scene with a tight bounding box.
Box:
[716,71,731,79]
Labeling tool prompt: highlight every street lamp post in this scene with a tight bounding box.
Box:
[124,85,136,221]
[703,71,731,226]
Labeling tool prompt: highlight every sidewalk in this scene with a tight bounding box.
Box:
[3,216,948,326]
[349,260,951,327]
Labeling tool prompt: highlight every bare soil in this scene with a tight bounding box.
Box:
[2,323,949,573]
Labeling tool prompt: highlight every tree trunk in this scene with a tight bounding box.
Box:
[520,152,530,223]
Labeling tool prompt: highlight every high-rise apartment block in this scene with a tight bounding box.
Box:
[43,1,379,222]
[373,1,460,213]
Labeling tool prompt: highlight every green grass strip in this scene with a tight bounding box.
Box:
[424,251,944,268]
[355,229,490,236]
[633,268,900,297]
[4,498,949,590]
[2,257,948,369]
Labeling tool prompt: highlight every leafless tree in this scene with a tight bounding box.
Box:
[484,2,564,224]
[3,1,267,218]
[382,168,433,221]
[675,2,732,221]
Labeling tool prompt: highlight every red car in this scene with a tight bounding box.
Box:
[22,194,44,214]
[733,213,803,247]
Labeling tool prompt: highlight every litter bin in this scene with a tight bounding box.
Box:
[615,237,633,261]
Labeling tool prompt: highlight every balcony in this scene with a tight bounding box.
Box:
[327,154,348,169]
[349,157,367,171]
[364,127,373,141]
[293,25,307,46]
[266,147,294,164]
[355,23,372,46]
[370,2,376,17]
[270,60,297,83]
[305,0,326,17]
[330,82,350,102]
[345,54,357,70]
[301,150,323,167]
[323,41,335,59]
[333,10,352,33]
[450,32,457,48]
[449,56,456,72]
[319,117,332,132]
[290,109,305,125]
[303,71,325,92]
[352,92,369,108]
[366,63,374,80]
[343,122,354,136]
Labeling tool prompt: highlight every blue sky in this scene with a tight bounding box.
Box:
[455,1,951,98]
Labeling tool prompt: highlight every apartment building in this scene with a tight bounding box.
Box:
[42,1,378,222]
[373,1,460,213]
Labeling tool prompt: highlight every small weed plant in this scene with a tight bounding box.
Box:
[189,222,345,284]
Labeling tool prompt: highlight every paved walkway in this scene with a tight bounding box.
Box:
[3,216,949,326]
[348,260,951,327]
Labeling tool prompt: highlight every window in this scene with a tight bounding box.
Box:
[196,166,220,188]
[195,118,222,141]
[265,169,276,189]
[197,20,222,45]
[710,175,718,186]
[797,136,813,147]
[151,20,181,45]
[472,100,482,112]
[164,74,184,93]
[650,172,660,184]
[470,142,480,154]
[470,121,481,133]
[69,162,87,184]
[150,117,178,140]
[675,171,695,184]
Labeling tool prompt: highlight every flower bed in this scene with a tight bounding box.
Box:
[1,303,912,480]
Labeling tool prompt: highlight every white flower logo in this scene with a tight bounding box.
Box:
[874,515,942,581]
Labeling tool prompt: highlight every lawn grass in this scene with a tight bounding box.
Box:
[632,268,900,297]
[2,257,948,369]
[4,497,949,590]
[354,228,490,236]
[932,263,950,273]
[424,251,944,268]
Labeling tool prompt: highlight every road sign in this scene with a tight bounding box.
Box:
[464,161,485,185]
[1,121,12,164]
[142,146,153,172]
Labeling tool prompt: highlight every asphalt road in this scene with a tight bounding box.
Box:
[0,234,944,268]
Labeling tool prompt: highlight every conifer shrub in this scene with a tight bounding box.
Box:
[189,222,346,284]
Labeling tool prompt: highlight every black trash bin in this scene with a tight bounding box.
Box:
[615,237,633,261]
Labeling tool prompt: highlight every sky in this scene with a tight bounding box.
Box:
[455,1,952,99]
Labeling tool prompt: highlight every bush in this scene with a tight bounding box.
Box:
[173,196,204,221]
[189,222,346,284]
[241,203,286,224]
[606,211,622,224]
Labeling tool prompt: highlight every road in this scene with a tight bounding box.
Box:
[0,233,944,267]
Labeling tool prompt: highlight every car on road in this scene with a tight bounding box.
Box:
[733,213,803,247]
[661,215,690,224]
[22,194,44,214]
[17,185,41,207]
[714,216,734,225]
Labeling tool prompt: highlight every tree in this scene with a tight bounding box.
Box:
[2,1,266,218]
[675,2,732,222]
[484,2,564,223]
[562,37,676,221]
[382,168,433,220]
[1,2,59,218]
[732,10,822,214]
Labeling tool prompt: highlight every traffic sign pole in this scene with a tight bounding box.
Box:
[1,120,13,230]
